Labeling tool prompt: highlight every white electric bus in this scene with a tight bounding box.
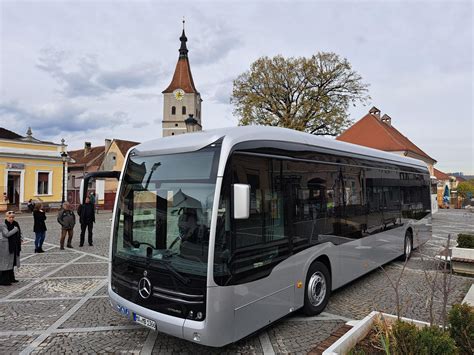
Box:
[83,126,431,347]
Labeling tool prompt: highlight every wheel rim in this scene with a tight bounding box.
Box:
[307,271,326,307]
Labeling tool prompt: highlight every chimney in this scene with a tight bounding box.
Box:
[369,106,381,119]
[105,139,112,152]
[381,114,392,126]
[84,142,92,157]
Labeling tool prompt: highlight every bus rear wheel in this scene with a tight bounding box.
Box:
[402,230,413,260]
[303,261,331,316]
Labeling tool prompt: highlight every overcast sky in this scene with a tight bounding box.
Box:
[1,0,472,174]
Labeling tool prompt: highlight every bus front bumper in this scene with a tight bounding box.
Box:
[108,286,219,347]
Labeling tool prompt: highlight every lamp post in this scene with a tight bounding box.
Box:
[185,114,199,133]
[60,151,68,205]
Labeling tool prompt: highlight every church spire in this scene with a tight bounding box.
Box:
[162,20,198,94]
[179,19,188,58]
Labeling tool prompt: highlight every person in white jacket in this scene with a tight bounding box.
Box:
[0,211,22,286]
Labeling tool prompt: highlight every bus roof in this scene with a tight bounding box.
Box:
[134,126,429,173]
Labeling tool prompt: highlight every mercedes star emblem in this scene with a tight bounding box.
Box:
[138,277,152,299]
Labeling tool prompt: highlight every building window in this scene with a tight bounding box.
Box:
[171,106,176,115]
[182,106,186,115]
[171,132,175,136]
[37,171,51,195]
[175,123,178,127]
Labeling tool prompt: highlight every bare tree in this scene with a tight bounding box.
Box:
[380,254,410,320]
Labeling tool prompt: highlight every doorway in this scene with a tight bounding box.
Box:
[7,171,21,208]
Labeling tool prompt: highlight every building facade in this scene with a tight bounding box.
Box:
[162,23,202,137]
[67,139,138,210]
[0,127,68,211]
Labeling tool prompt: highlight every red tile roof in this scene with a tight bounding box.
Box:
[113,139,139,156]
[162,57,198,94]
[434,168,450,180]
[336,112,436,163]
[68,146,105,169]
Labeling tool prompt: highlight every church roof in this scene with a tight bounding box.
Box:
[162,27,199,94]
[336,107,436,163]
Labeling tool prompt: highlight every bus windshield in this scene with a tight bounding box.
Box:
[112,145,220,278]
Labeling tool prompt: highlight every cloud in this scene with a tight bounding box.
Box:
[0,100,128,137]
[36,48,162,98]
[130,93,161,101]
[191,22,242,66]
[200,77,233,105]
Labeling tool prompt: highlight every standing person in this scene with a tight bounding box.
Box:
[0,211,22,286]
[33,204,47,253]
[27,199,35,213]
[89,192,97,214]
[57,202,75,250]
[78,197,95,247]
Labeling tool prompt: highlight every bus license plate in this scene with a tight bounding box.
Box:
[134,313,156,330]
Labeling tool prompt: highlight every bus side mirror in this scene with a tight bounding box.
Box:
[233,184,250,219]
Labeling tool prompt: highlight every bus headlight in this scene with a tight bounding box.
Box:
[196,312,203,320]
[188,310,194,318]
[193,332,201,342]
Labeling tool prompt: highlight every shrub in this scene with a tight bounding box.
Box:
[457,234,474,249]
[391,321,459,355]
[391,320,422,354]
[449,303,474,354]
[417,326,458,355]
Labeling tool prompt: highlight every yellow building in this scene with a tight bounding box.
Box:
[0,127,69,211]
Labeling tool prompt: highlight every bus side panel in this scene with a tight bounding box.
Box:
[233,284,294,342]
[231,260,295,342]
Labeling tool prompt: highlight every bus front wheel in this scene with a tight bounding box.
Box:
[303,261,331,316]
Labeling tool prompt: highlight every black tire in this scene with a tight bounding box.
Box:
[402,229,413,261]
[303,261,331,316]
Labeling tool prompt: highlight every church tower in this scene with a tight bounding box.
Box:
[162,21,202,137]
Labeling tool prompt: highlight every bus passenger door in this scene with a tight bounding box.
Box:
[229,155,294,341]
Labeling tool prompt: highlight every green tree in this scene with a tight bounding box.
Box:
[231,53,370,135]
[457,180,474,198]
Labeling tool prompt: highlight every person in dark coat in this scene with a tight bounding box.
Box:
[33,203,47,253]
[78,197,95,247]
[0,211,22,285]
[57,202,75,250]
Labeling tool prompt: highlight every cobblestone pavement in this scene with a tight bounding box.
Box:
[0,210,472,354]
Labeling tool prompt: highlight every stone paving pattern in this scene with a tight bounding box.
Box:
[60,298,135,329]
[267,320,343,354]
[31,330,149,354]
[0,210,471,354]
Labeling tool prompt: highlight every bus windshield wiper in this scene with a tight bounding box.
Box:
[153,257,190,285]
[141,246,190,285]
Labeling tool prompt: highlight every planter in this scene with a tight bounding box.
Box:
[452,247,474,275]
[323,312,430,355]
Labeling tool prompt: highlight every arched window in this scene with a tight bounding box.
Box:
[182,106,186,115]
[171,106,176,115]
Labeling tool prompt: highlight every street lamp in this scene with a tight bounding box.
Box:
[60,150,68,205]
[185,114,199,133]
